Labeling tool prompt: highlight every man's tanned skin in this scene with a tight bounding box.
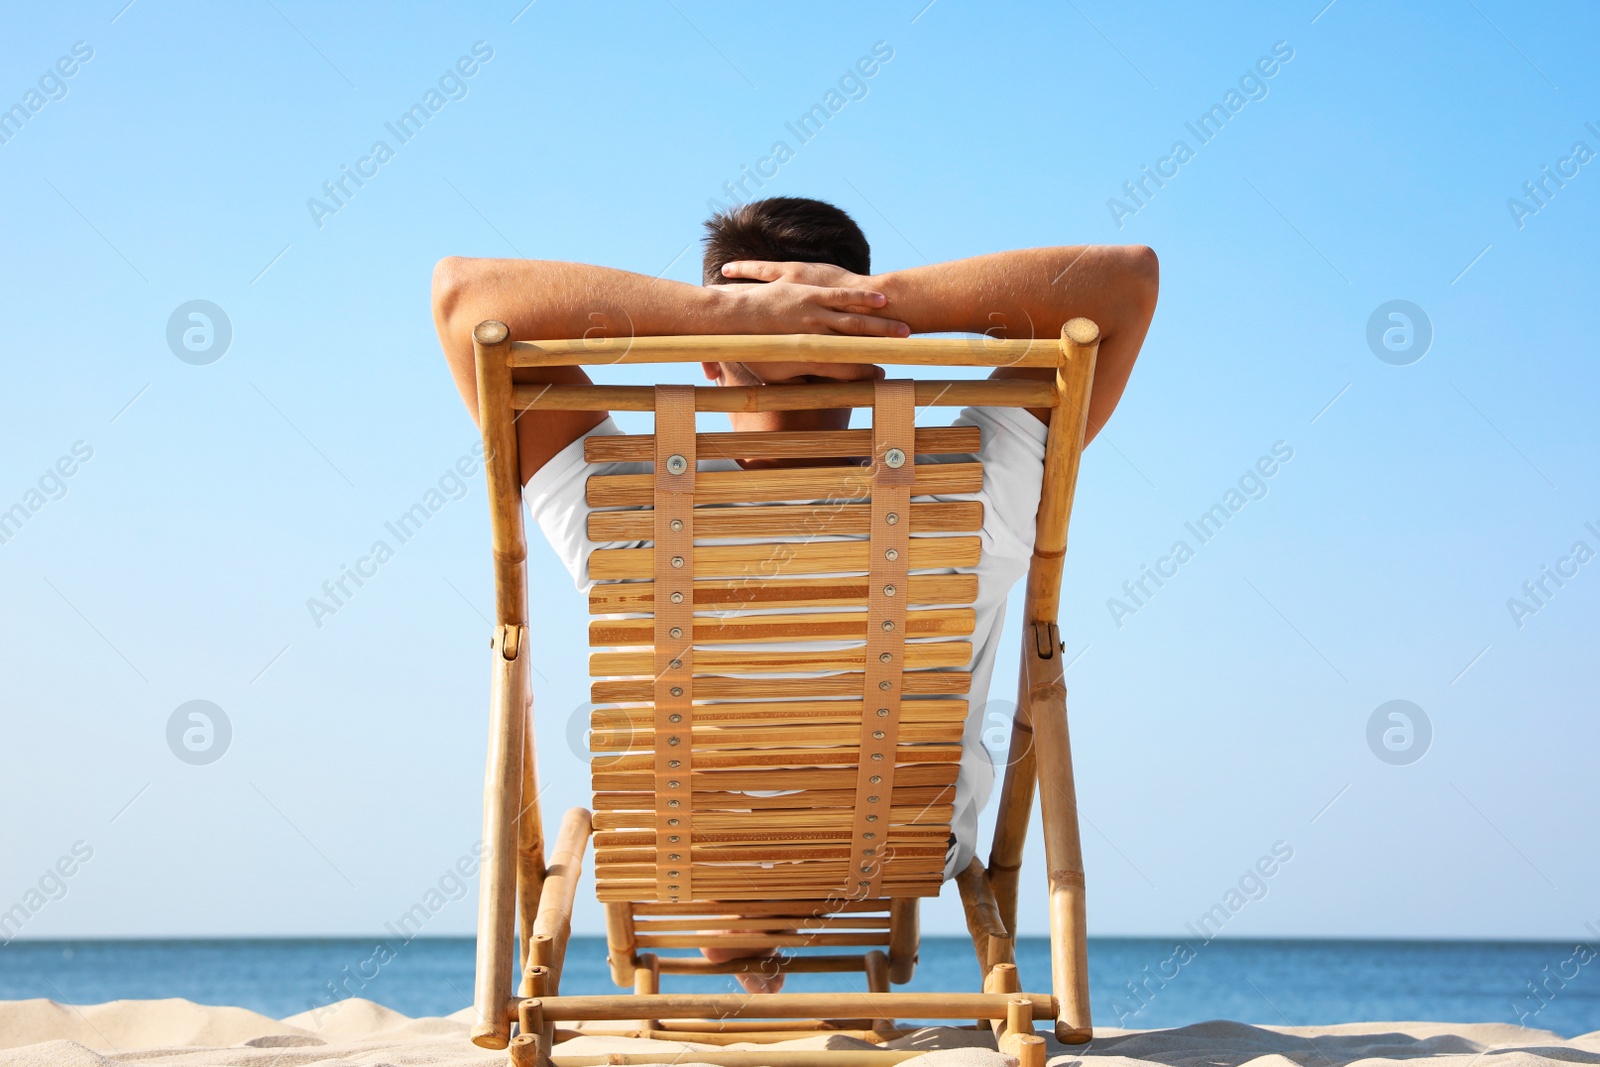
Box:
[432,244,1157,474]
[431,241,1157,992]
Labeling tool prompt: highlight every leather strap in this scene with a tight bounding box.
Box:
[652,385,696,902]
[846,379,915,898]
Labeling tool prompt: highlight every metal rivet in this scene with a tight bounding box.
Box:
[670,658,682,670]
[667,799,679,808]
[873,731,885,740]
[668,713,682,723]
[669,869,680,877]
[858,880,871,889]
[884,448,906,468]
[668,759,680,768]
[667,735,681,745]
[670,687,684,698]
[669,886,679,892]
[879,652,892,663]
[670,591,684,604]
[878,680,891,691]
[885,512,898,525]
[881,620,894,632]
[671,556,684,569]
[876,708,889,718]
[669,627,683,639]
[860,862,873,872]
[668,781,680,789]
[871,752,884,761]
[669,835,680,843]
[668,818,679,826]
[669,853,680,861]
[882,583,896,597]
[867,815,878,822]
[868,796,880,804]
[666,454,688,475]
[869,775,882,784]
[669,518,684,532]
[884,548,898,561]
[864,832,876,840]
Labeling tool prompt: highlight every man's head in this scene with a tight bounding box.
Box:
[701,197,870,286]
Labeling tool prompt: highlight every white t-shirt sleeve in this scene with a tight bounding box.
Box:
[523,417,646,592]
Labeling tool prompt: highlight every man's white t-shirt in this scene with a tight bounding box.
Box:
[526,404,1048,878]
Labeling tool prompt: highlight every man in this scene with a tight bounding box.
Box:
[433,197,1157,991]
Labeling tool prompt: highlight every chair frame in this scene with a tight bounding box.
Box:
[466,320,1101,1067]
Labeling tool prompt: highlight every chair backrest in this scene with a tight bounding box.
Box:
[585,378,981,904]
[473,326,1100,909]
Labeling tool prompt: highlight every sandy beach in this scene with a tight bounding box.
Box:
[3,998,1597,1067]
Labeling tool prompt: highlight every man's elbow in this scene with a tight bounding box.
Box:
[1124,245,1159,312]
[432,256,472,325]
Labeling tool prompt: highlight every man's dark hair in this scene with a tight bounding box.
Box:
[701,197,870,285]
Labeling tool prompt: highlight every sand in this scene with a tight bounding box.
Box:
[2,998,1597,1067]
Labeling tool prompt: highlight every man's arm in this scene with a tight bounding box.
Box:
[431,257,905,480]
[722,245,1159,440]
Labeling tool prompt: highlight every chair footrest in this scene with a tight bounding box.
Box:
[512,991,1055,1023]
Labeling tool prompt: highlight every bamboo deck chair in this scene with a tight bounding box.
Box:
[467,318,1101,1067]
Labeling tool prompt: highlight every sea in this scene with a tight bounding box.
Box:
[2,937,1596,1036]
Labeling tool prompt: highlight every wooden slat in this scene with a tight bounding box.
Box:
[633,933,892,949]
[598,844,948,866]
[590,642,971,677]
[630,899,890,917]
[590,721,964,752]
[592,786,953,812]
[589,536,980,583]
[588,500,983,543]
[587,462,982,508]
[591,671,971,704]
[595,828,950,848]
[592,699,966,728]
[630,916,892,932]
[589,572,977,614]
[594,764,957,794]
[590,607,974,647]
[598,881,939,903]
[589,747,961,776]
[585,426,981,464]
[511,333,1059,368]
[516,379,1054,413]
[593,804,954,832]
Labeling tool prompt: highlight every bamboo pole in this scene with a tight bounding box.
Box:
[513,380,1053,413]
[471,319,531,1051]
[632,953,661,1032]
[886,899,919,984]
[549,1052,931,1067]
[532,807,593,995]
[982,963,1019,1039]
[987,640,1038,938]
[473,626,526,1049]
[509,333,1060,369]
[517,696,546,997]
[986,318,1097,1026]
[1023,319,1098,625]
[954,858,1011,979]
[603,903,636,988]
[518,991,1054,1022]
[1028,622,1091,1044]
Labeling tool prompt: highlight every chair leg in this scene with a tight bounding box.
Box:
[473,626,528,1050]
[1027,623,1092,1044]
[633,954,661,1032]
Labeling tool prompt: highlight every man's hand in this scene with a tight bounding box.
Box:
[711,267,907,339]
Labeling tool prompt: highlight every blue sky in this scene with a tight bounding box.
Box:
[1,0,1596,950]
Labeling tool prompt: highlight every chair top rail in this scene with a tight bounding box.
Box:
[507,332,1058,369]
[513,379,1053,412]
